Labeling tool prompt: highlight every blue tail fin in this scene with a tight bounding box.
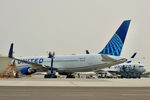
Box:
[86,50,90,54]
[127,52,137,63]
[130,52,137,58]
[99,20,131,56]
[8,43,14,58]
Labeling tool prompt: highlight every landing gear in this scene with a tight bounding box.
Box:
[66,74,75,78]
[44,74,57,78]
[138,76,141,79]
[44,69,57,78]
[14,72,19,78]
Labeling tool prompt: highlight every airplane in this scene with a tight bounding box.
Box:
[97,52,146,78]
[8,20,131,78]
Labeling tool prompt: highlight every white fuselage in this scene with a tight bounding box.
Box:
[106,63,145,74]
[14,54,126,73]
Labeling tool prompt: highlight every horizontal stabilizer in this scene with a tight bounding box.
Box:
[101,54,116,62]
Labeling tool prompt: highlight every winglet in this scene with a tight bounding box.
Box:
[127,52,137,63]
[8,43,14,58]
[99,20,131,56]
[130,52,137,58]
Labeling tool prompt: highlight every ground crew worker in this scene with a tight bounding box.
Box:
[122,65,125,71]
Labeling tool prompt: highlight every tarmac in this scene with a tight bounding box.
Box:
[0,76,150,100]
[0,76,150,87]
[0,86,150,100]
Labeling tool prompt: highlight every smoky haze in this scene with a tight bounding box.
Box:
[0,0,150,71]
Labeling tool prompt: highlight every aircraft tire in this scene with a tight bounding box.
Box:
[66,75,75,78]
[44,74,57,78]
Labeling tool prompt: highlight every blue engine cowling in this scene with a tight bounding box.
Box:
[20,66,36,75]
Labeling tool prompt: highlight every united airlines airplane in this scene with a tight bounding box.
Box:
[9,20,131,78]
[99,53,145,78]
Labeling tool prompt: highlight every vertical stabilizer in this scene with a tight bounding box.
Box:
[127,52,137,63]
[130,52,137,58]
[8,43,14,58]
[86,50,90,54]
[99,20,131,56]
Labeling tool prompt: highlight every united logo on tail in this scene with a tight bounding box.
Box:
[99,20,131,56]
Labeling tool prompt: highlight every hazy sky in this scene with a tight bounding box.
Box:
[0,0,150,70]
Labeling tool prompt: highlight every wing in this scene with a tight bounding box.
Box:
[96,69,119,74]
[107,70,120,74]
[7,43,58,72]
[13,57,58,72]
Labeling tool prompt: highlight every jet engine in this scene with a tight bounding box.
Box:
[20,66,37,75]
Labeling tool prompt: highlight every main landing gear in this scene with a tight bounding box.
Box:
[44,73,57,78]
[66,74,75,78]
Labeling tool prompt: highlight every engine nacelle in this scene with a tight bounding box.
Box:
[20,66,37,75]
